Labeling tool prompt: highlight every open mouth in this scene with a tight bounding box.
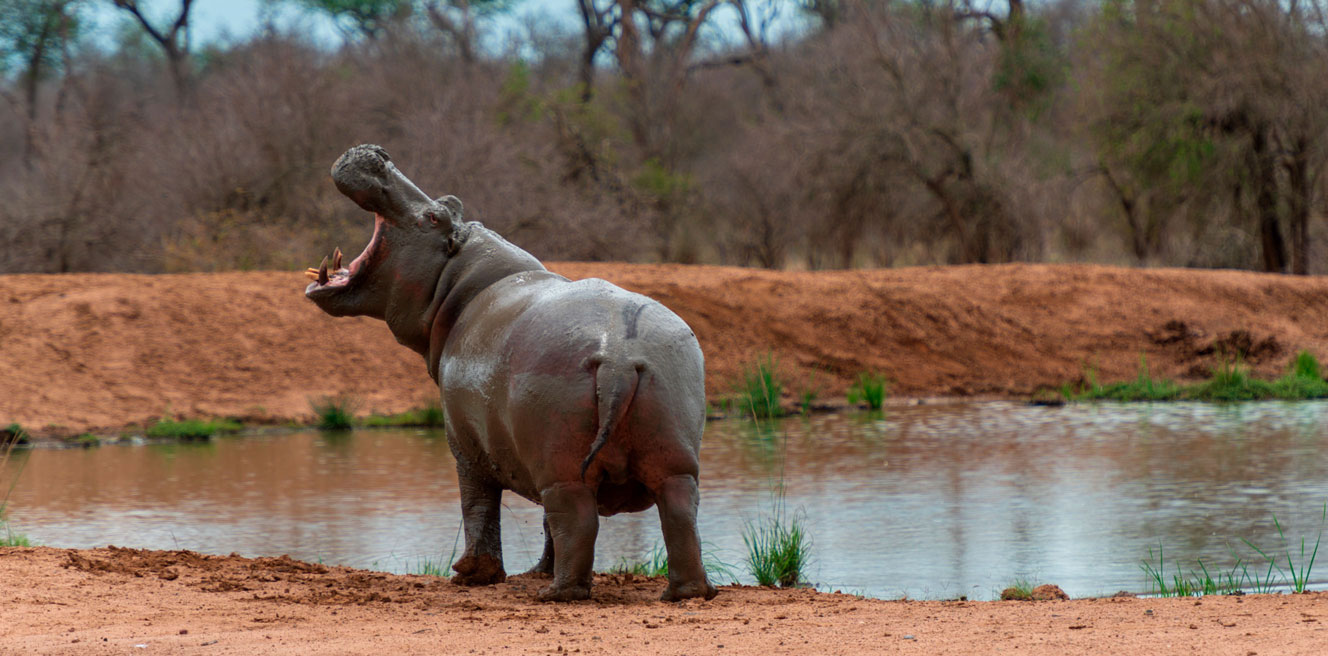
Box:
[304,214,385,296]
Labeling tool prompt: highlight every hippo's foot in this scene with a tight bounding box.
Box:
[660,580,718,602]
[536,582,591,602]
[451,553,507,586]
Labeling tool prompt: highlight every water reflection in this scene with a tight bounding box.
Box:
[5,402,1328,599]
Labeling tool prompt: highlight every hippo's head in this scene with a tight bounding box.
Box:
[304,144,467,324]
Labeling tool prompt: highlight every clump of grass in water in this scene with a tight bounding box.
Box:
[743,509,809,587]
[2,424,32,547]
[363,402,446,428]
[794,369,821,416]
[1142,506,1326,596]
[311,394,359,430]
[736,353,783,420]
[1067,351,1328,402]
[146,417,243,440]
[847,371,889,410]
[1063,355,1181,402]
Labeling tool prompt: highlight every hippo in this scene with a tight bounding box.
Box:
[303,144,716,602]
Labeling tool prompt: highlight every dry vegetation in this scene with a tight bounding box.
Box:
[2,0,1328,274]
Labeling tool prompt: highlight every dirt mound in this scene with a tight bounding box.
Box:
[4,546,1328,655]
[4,263,1328,436]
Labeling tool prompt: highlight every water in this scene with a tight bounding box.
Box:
[6,401,1328,600]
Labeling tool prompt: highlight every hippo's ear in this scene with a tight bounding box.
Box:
[436,195,464,224]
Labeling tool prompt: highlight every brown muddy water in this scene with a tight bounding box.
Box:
[5,402,1328,600]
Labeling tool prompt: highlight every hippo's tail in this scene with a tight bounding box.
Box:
[580,356,644,481]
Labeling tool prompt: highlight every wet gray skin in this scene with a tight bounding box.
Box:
[305,145,715,602]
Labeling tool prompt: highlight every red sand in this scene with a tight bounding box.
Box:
[5,263,1328,654]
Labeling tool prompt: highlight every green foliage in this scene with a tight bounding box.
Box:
[998,578,1035,601]
[495,60,544,126]
[847,372,889,410]
[1245,509,1324,594]
[1,421,29,547]
[736,353,783,420]
[72,433,100,448]
[146,417,243,440]
[993,17,1067,117]
[412,555,451,577]
[743,510,810,588]
[363,402,446,428]
[311,395,359,430]
[1143,507,1325,596]
[632,158,693,203]
[1066,351,1328,402]
[613,544,669,578]
[2,423,29,446]
[1291,350,1323,381]
[291,0,411,38]
[1064,355,1182,401]
[0,0,82,81]
[794,369,822,415]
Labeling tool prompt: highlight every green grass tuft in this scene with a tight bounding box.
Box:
[311,395,359,430]
[743,510,810,588]
[1291,350,1322,380]
[2,423,29,446]
[847,372,889,410]
[2,424,30,547]
[72,434,101,448]
[736,353,783,420]
[1142,507,1326,596]
[146,417,243,440]
[613,544,670,578]
[412,556,452,577]
[1066,351,1328,403]
[363,403,446,428]
[998,579,1035,601]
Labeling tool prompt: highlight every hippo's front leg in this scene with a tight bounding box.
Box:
[451,471,507,586]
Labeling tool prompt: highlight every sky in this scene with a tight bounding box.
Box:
[86,0,580,51]
[85,0,800,55]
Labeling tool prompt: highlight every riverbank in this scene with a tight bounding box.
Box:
[3,546,1327,655]
[4,263,1328,439]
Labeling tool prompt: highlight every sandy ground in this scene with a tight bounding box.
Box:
[4,262,1328,437]
[3,546,1328,655]
[6,262,1328,653]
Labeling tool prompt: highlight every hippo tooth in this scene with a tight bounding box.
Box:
[304,270,320,281]
[318,256,329,285]
[333,247,342,271]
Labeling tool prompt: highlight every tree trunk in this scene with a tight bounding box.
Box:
[1252,125,1287,273]
[1286,138,1311,275]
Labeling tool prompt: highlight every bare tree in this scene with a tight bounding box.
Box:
[111,0,195,98]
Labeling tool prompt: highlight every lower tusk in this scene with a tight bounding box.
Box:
[318,256,329,285]
[333,247,342,271]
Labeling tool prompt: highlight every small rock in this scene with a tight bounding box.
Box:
[1031,584,1069,601]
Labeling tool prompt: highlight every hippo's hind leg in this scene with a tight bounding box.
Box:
[655,474,717,602]
[451,472,507,586]
[537,482,598,601]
